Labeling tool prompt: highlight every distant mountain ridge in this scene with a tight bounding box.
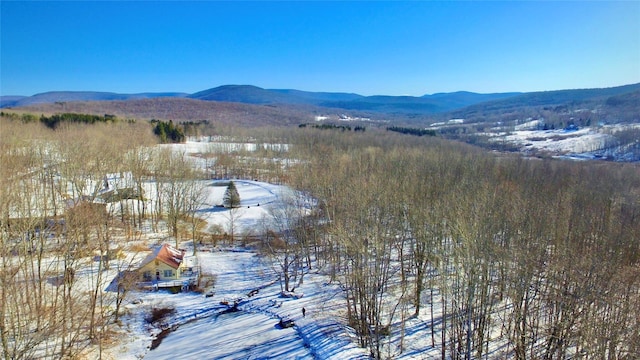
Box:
[447,83,640,120]
[189,85,367,105]
[189,85,307,104]
[0,96,27,108]
[1,91,188,108]
[188,85,522,114]
[1,85,521,114]
[500,83,638,107]
[2,83,638,117]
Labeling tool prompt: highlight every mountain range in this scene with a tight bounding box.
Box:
[1,85,521,114]
[0,91,188,108]
[2,83,638,121]
[187,85,523,114]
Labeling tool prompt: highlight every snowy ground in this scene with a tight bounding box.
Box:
[94,144,371,360]
[104,177,453,359]
[97,142,474,360]
[492,127,613,154]
[486,123,640,161]
[124,248,369,360]
[195,179,299,235]
[105,235,369,360]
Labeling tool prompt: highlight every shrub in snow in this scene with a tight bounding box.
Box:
[278,319,295,328]
[145,306,176,327]
[280,291,303,299]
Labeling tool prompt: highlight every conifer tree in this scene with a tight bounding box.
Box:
[223,181,240,208]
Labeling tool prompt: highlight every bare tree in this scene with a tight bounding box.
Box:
[261,189,311,292]
[154,149,203,246]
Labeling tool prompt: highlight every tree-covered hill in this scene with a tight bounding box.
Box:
[444,83,640,123]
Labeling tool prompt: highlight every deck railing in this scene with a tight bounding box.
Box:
[138,276,197,289]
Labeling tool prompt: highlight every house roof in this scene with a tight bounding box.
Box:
[138,244,184,270]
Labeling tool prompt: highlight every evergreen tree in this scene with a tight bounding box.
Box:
[152,119,185,143]
[223,181,240,208]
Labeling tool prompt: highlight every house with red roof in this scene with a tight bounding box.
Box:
[137,244,186,283]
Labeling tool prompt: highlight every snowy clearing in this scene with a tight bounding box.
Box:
[104,231,370,360]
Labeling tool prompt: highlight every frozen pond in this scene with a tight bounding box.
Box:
[144,310,313,360]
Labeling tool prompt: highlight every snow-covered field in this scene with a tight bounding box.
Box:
[115,247,369,360]
[96,178,371,359]
[500,127,613,154]
[195,179,298,234]
[486,123,640,161]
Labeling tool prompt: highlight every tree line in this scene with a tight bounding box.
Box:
[299,123,366,132]
[386,125,436,136]
[0,111,123,129]
[1,111,188,143]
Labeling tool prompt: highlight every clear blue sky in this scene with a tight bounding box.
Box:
[1,1,639,96]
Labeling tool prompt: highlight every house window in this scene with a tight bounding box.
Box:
[143,271,152,280]
[163,270,173,278]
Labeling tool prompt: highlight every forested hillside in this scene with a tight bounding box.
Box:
[1,113,638,359]
[5,97,317,127]
[442,84,640,125]
[287,129,640,358]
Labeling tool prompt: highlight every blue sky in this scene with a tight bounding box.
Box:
[1,1,639,96]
